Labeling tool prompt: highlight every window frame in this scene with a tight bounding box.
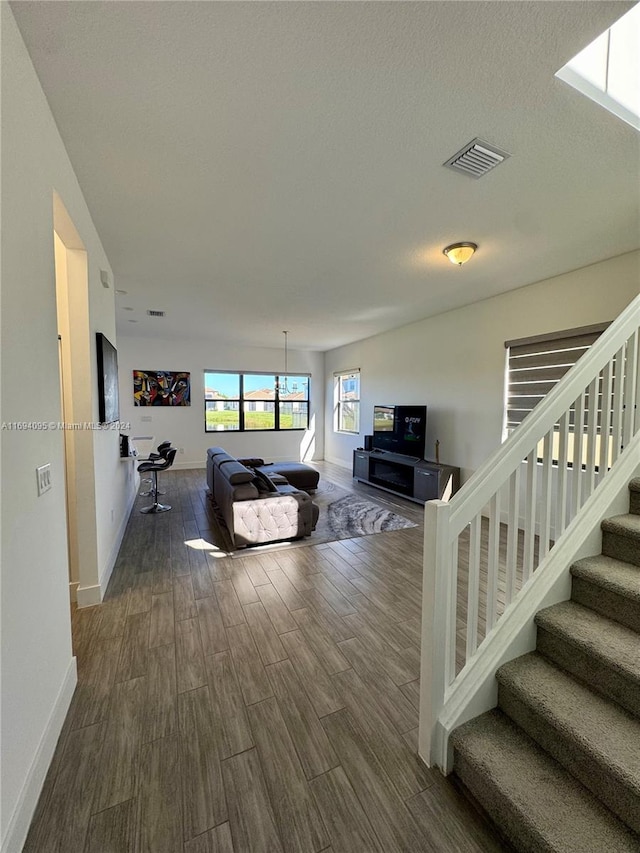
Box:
[204,369,310,433]
[334,369,361,434]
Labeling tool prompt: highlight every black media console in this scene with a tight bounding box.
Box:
[353,449,460,504]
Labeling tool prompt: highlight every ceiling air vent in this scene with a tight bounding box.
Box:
[444,138,510,179]
[146,309,166,317]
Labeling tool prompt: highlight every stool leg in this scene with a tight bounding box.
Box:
[139,473,166,497]
[139,485,166,497]
[140,469,172,514]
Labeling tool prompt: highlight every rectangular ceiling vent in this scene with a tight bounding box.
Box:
[444,138,510,179]
[146,309,166,317]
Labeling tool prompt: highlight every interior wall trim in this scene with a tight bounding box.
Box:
[95,473,139,605]
[1,657,77,853]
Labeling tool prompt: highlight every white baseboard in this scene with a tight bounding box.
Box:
[77,477,138,610]
[98,481,138,597]
[173,460,206,470]
[1,657,77,853]
[76,583,102,608]
[172,458,324,471]
[323,455,351,470]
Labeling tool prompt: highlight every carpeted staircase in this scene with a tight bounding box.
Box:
[450,478,640,852]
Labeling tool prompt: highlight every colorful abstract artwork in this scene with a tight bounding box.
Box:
[133,370,191,406]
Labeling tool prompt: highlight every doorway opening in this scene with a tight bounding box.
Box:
[53,195,99,604]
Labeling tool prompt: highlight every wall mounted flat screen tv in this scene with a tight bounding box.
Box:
[373,404,427,459]
[96,332,120,424]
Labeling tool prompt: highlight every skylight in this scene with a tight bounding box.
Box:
[556,2,640,131]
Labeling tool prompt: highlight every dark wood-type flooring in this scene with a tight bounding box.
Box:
[24,462,509,852]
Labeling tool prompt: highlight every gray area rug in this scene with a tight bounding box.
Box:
[313,479,417,539]
[208,478,417,555]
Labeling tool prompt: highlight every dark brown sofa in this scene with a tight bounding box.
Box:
[206,447,319,547]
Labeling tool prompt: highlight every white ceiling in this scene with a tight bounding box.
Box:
[11,1,640,351]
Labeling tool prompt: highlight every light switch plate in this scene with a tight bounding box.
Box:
[37,463,52,496]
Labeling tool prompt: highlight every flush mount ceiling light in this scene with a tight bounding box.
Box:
[443,242,478,266]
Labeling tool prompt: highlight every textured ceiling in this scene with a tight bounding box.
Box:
[11,1,640,351]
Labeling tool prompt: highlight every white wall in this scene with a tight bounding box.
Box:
[117,334,325,467]
[0,7,132,850]
[324,251,640,481]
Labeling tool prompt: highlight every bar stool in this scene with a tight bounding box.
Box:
[139,440,172,496]
[138,448,177,514]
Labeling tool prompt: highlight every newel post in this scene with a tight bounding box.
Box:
[418,499,452,769]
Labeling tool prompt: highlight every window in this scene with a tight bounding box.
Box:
[204,371,309,432]
[556,3,640,132]
[335,370,360,433]
[505,322,611,465]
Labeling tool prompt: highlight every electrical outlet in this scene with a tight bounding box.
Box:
[36,463,52,496]
[179,447,184,454]
[141,415,152,422]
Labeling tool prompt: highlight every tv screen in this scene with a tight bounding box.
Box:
[373,405,394,432]
[373,405,426,458]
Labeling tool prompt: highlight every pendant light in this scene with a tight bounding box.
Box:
[280,331,290,395]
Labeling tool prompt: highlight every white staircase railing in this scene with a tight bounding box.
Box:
[419,293,640,769]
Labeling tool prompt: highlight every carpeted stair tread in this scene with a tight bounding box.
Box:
[451,709,640,853]
[570,554,640,632]
[630,479,640,515]
[571,553,640,600]
[535,601,640,681]
[497,652,640,830]
[602,513,640,541]
[602,513,640,566]
[630,478,640,494]
[535,601,640,716]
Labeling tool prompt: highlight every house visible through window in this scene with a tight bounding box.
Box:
[204,371,309,432]
[335,370,360,433]
[505,322,611,466]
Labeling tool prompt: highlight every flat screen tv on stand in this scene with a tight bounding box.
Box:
[372,405,426,459]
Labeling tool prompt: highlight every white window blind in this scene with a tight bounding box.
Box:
[505,322,610,431]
